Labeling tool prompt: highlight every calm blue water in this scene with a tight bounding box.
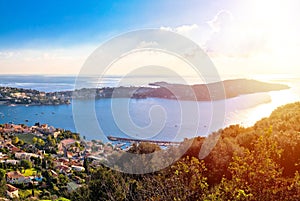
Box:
[0,75,77,92]
[0,75,300,141]
[0,98,218,141]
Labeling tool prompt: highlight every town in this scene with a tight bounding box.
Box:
[0,123,122,200]
[0,87,71,106]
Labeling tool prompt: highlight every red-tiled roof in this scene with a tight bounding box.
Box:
[6,171,24,179]
[61,138,76,145]
[6,184,18,192]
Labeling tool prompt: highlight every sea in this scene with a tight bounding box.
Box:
[0,74,300,142]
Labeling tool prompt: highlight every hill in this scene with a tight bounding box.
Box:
[72,102,300,201]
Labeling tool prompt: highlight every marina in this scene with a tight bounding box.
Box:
[107,135,182,146]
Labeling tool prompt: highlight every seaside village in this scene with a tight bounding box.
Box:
[0,123,121,200]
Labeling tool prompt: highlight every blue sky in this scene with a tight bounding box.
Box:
[0,0,222,49]
[0,0,300,75]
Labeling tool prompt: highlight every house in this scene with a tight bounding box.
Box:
[0,153,8,160]
[5,144,20,153]
[50,170,58,177]
[41,124,48,129]
[6,171,31,184]
[71,165,85,172]
[67,151,73,159]
[59,139,77,148]
[5,160,19,165]
[6,184,18,198]
[55,165,71,174]
[53,158,68,167]
[15,152,41,160]
[53,131,60,138]
[10,146,20,153]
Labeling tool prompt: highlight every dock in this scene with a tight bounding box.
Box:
[107,136,181,146]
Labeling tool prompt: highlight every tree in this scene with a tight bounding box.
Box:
[55,198,71,201]
[12,136,19,145]
[31,181,35,197]
[75,141,80,148]
[50,139,56,147]
[70,185,90,201]
[140,156,208,200]
[19,139,24,145]
[58,174,69,185]
[0,169,7,197]
[20,159,32,169]
[38,138,45,146]
[32,156,42,167]
[32,137,37,144]
[127,142,161,154]
[83,157,89,174]
[207,129,285,200]
[47,135,52,141]
[73,166,128,201]
[42,158,47,169]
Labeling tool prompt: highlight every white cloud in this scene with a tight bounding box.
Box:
[204,10,269,58]
[207,10,233,33]
[0,51,21,59]
[160,24,199,37]
[160,24,211,47]
[0,45,96,75]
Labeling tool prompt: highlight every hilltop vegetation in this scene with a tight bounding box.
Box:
[71,102,300,201]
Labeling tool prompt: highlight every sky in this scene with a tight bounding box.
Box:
[1,0,300,77]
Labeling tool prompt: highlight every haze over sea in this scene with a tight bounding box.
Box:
[0,74,300,141]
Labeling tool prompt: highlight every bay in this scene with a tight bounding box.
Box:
[0,75,300,141]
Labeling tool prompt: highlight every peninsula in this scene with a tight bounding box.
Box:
[0,79,289,105]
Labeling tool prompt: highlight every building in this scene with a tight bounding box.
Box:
[5,160,19,165]
[15,152,41,160]
[71,165,85,172]
[6,171,31,184]
[6,184,18,198]
[55,165,71,174]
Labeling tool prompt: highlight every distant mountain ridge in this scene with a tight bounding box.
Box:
[134,79,289,101]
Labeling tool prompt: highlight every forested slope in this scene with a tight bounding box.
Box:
[71,102,300,201]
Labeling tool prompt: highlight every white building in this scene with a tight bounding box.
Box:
[15,152,41,160]
[71,165,85,172]
[6,184,19,198]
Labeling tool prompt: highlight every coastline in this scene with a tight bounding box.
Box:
[0,100,8,105]
[0,79,290,106]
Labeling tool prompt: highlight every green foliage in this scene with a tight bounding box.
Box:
[38,138,45,146]
[23,168,37,177]
[32,137,37,144]
[16,133,37,144]
[20,159,32,170]
[55,198,71,201]
[0,168,7,196]
[127,142,161,154]
[67,102,300,200]
[71,166,128,201]
[12,136,19,145]
[140,156,208,201]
